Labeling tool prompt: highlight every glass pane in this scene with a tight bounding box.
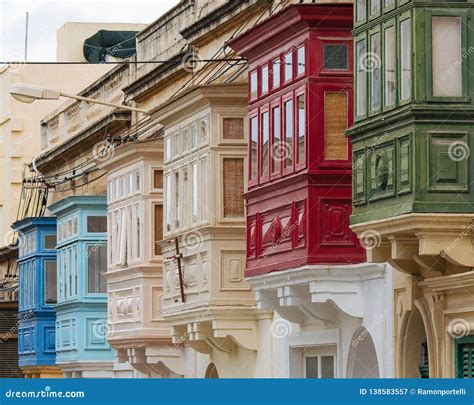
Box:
[165,137,171,161]
[432,16,462,97]
[321,356,335,379]
[191,124,197,148]
[357,0,366,22]
[370,32,381,111]
[324,44,348,70]
[87,216,107,233]
[356,40,367,116]
[384,0,394,7]
[250,71,258,99]
[272,59,281,88]
[87,245,107,294]
[384,26,396,107]
[174,173,180,228]
[297,46,305,75]
[261,112,269,177]
[250,116,258,180]
[305,357,319,378]
[44,234,56,250]
[192,163,198,220]
[297,95,305,164]
[400,19,412,101]
[272,106,281,174]
[262,65,269,94]
[370,0,380,16]
[165,176,172,231]
[284,100,293,168]
[284,51,293,82]
[44,260,57,304]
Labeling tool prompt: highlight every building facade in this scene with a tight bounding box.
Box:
[11,217,62,378]
[229,3,394,378]
[348,0,474,378]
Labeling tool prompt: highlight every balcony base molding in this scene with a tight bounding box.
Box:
[22,366,63,379]
[113,344,186,377]
[58,361,115,378]
[164,306,259,354]
[249,263,387,323]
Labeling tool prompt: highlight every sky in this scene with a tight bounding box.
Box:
[0,0,180,62]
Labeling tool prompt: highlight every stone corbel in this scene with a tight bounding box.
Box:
[145,346,186,376]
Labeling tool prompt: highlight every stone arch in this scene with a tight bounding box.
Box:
[346,326,380,378]
[399,300,434,378]
[204,363,219,378]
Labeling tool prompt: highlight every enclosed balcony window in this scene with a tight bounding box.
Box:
[250,71,258,99]
[250,116,258,181]
[165,175,172,231]
[297,95,305,165]
[272,58,281,88]
[174,172,180,228]
[356,39,367,117]
[400,18,412,101]
[223,158,244,218]
[432,16,462,97]
[192,163,198,222]
[87,245,107,294]
[284,99,293,168]
[44,260,57,304]
[87,216,107,233]
[370,0,380,16]
[284,51,293,82]
[272,106,281,174]
[323,44,348,71]
[297,46,305,75]
[44,234,56,250]
[384,26,396,107]
[191,123,197,148]
[370,32,381,111]
[165,136,172,161]
[305,356,335,379]
[261,111,269,177]
[261,65,269,94]
[357,0,366,22]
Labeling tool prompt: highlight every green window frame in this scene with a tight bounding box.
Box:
[398,12,412,105]
[369,26,382,116]
[425,9,469,102]
[355,33,368,121]
[383,19,397,111]
[455,335,474,378]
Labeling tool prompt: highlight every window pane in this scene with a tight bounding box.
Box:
[87,245,107,294]
[262,65,269,94]
[384,26,396,107]
[191,124,197,148]
[87,216,107,233]
[153,170,163,189]
[370,32,381,111]
[154,205,163,255]
[174,172,180,228]
[272,106,281,174]
[250,116,258,180]
[321,356,335,379]
[165,137,171,161]
[250,71,258,99]
[356,40,367,116]
[223,118,244,140]
[357,0,366,22]
[325,92,348,160]
[272,59,281,88]
[44,260,57,304]
[44,234,56,250]
[297,46,305,75]
[305,357,319,378]
[400,19,412,101]
[432,16,462,97]
[192,163,198,221]
[165,175,171,231]
[297,95,305,165]
[284,51,293,82]
[223,158,244,218]
[324,44,348,70]
[284,100,293,168]
[261,112,269,177]
[384,0,394,7]
[370,0,380,15]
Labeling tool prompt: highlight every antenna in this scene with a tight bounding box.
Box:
[24,12,29,61]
